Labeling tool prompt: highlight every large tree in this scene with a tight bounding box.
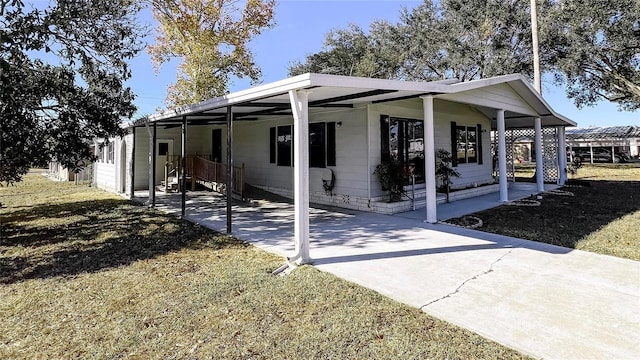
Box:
[289,1,536,82]
[148,0,276,108]
[1,0,144,184]
[544,0,640,111]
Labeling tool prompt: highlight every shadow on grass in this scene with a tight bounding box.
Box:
[0,199,243,284]
[475,180,640,249]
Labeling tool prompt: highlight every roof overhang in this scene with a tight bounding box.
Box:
[130,73,576,129]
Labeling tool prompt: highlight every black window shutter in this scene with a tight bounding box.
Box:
[476,124,483,164]
[327,122,336,166]
[380,115,390,161]
[269,127,276,163]
[450,121,458,167]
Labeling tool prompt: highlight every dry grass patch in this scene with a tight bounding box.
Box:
[0,173,527,359]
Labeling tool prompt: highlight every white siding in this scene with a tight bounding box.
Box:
[438,83,538,116]
[367,98,494,197]
[234,107,369,198]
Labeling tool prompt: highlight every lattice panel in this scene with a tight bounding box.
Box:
[543,128,559,182]
[493,128,560,184]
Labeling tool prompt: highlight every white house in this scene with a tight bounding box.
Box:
[93,73,575,263]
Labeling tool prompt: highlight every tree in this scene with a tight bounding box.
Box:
[544,0,640,111]
[148,0,276,108]
[289,1,537,82]
[0,0,145,184]
[288,22,402,79]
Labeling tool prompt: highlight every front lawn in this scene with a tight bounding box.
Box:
[470,164,640,261]
[0,173,526,359]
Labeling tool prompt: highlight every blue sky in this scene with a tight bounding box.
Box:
[127,0,638,127]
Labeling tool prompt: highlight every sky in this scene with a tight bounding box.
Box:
[127,0,639,128]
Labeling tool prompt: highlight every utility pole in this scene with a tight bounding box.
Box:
[530,0,541,93]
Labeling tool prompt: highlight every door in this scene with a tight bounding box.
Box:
[156,140,174,184]
[212,129,222,163]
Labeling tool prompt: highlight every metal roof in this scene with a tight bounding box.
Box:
[566,126,640,140]
[130,73,576,129]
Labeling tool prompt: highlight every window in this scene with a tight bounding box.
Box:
[455,125,477,164]
[158,142,169,156]
[277,125,292,166]
[380,116,425,183]
[107,142,114,163]
[269,122,336,167]
[309,122,326,168]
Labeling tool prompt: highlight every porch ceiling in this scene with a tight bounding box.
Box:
[131,73,576,129]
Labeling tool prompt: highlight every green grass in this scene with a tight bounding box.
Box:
[0,173,527,359]
[472,164,640,261]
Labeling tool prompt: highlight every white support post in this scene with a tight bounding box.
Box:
[289,89,311,264]
[421,95,437,223]
[535,117,544,192]
[558,126,567,185]
[497,109,509,202]
[590,145,594,164]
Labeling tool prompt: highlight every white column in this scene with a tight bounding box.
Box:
[421,95,437,223]
[289,89,311,264]
[535,117,544,192]
[497,109,509,202]
[557,126,567,185]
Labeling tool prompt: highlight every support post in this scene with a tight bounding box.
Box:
[590,145,594,164]
[151,122,157,207]
[181,116,187,218]
[226,106,233,234]
[535,117,544,192]
[130,126,136,199]
[421,95,437,223]
[497,109,508,202]
[558,126,567,185]
[289,89,311,264]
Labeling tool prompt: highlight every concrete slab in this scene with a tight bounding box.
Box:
[143,189,640,359]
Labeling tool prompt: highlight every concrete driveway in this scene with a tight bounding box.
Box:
[151,191,640,359]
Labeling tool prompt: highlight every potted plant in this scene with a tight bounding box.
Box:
[435,149,460,203]
[374,157,405,202]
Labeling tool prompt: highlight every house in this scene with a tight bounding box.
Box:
[94,73,575,263]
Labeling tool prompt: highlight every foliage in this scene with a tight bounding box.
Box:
[289,0,537,81]
[435,149,460,202]
[0,0,144,184]
[148,0,275,108]
[373,157,406,202]
[566,156,583,177]
[543,0,640,111]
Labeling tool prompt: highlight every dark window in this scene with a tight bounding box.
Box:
[269,127,276,163]
[380,116,425,183]
[212,129,222,163]
[277,125,292,166]
[158,142,169,156]
[456,126,477,164]
[309,122,326,168]
[326,122,336,166]
[270,123,336,168]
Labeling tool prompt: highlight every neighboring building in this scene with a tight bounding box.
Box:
[93,73,575,220]
[566,126,640,161]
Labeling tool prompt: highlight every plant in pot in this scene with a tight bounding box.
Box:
[374,157,405,202]
[435,149,460,203]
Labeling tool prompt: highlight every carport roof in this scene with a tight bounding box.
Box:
[131,73,576,129]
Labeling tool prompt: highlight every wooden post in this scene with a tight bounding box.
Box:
[191,156,196,191]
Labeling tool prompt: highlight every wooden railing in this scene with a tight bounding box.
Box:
[163,154,244,198]
[192,156,244,198]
